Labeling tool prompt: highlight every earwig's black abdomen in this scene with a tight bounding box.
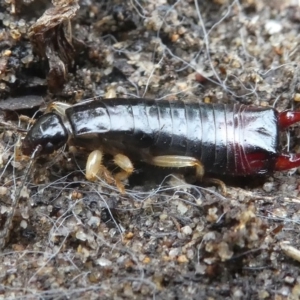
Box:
[65,99,279,176]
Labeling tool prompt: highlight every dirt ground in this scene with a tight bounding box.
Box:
[1,0,300,299]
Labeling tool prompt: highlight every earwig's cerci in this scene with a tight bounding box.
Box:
[22,98,300,192]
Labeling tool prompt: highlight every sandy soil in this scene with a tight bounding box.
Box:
[1,0,300,299]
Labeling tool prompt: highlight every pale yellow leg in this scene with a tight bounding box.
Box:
[151,155,226,195]
[86,150,114,184]
[151,155,204,179]
[203,178,227,196]
[86,151,134,194]
[113,154,134,194]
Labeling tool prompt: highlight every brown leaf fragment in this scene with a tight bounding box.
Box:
[29,0,79,93]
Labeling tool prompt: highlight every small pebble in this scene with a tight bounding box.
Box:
[195,263,206,275]
[285,276,295,284]
[232,289,243,300]
[0,186,7,195]
[177,255,188,263]
[87,216,100,227]
[265,20,282,34]
[96,257,112,267]
[20,220,27,229]
[125,232,134,239]
[263,182,274,192]
[169,248,179,258]
[273,207,287,218]
[76,230,87,241]
[294,93,300,102]
[143,257,151,264]
[177,202,188,215]
[258,290,270,299]
[218,242,233,261]
[181,225,192,235]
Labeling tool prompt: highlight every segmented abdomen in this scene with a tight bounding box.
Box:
[66,98,279,176]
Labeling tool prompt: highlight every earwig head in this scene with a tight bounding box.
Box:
[22,113,69,156]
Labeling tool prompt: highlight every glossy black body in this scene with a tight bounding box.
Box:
[65,98,279,176]
[22,113,68,155]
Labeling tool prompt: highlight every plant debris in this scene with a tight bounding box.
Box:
[28,0,79,92]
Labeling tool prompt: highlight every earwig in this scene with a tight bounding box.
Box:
[21,98,300,193]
